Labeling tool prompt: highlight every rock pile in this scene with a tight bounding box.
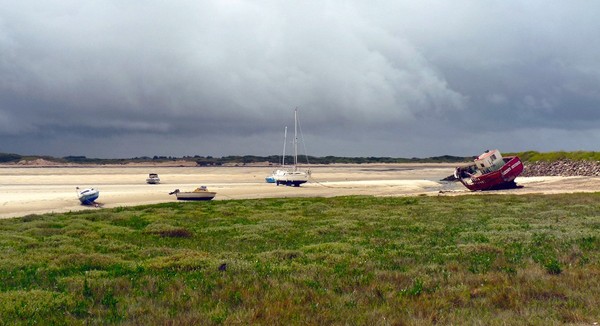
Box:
[522,159,600,177]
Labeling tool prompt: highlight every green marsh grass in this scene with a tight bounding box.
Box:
[0,194,599,324]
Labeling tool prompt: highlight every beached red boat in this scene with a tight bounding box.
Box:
[454,150,523,191]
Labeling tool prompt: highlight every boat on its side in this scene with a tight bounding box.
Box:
[454,149,523,191]
[146,173,160,184]
[76,187,99,205]
[169,186,216,201]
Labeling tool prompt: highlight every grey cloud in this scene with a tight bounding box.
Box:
[1,1,600,158]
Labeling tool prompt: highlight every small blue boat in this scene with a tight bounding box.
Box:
[77,187,99,205]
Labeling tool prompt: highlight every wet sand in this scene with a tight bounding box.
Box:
[2,164,600,219]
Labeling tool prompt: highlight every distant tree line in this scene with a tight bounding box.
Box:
[2,151,599,165]
[1,152,473,165]
[0,153,21,163]
[194,154,480,165]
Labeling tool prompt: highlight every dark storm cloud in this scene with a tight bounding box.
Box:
[1,1,600,158]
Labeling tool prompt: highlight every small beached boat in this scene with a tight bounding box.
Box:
[169,186,216,201]
[454,149,523,191]
[146,173,160,184]
[266,169,287,183]
[76,187,99,205]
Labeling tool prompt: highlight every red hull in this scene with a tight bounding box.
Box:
[459,156,523,191]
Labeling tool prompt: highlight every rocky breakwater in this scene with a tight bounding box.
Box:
[522,159,600,177]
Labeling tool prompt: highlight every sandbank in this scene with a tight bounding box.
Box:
[1,164,600,219]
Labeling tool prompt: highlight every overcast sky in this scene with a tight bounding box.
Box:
[1,1,600,158]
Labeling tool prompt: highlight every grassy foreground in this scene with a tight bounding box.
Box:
[1,194,599,325]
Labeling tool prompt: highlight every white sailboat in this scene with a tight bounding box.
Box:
[267,109,310,187]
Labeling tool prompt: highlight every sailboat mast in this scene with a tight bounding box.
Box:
[294,108,298,170]
[282,126,287,167]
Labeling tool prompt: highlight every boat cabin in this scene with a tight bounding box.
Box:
[474,149,504,174]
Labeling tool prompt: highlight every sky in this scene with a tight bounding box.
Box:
[1,1,600,159]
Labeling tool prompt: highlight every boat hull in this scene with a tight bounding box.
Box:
[78,189,99,205]
[459,156,523,191]
[175,192,216,201]
[276,179,307,187]
[274,171,308,187]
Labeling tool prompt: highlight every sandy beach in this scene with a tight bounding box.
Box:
[2,163,600,219]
